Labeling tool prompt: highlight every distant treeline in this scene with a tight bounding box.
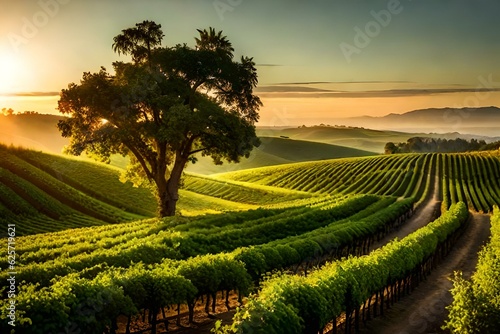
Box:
[385,137,500,154]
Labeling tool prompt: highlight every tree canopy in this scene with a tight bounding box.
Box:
[58,20,262,217]
[385,137,490,154]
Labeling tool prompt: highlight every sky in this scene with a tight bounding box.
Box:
[1,0,500,125]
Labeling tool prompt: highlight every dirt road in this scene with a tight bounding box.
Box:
[369,168,441,252]
[360,213,491,334]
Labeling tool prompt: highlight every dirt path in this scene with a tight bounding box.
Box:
[370,168,441,252]
[359,213,491,334]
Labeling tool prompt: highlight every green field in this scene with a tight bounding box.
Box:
[0,145,314,236]
[1,143,500,333]
[186,136,376,174]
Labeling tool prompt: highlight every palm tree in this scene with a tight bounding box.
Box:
[112,20,164,63]
[195,27,234,58]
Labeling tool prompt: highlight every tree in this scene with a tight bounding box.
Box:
[58,21,262,217]
[384,142,397,154]
[1,108,14,116]
[112,20,164,64]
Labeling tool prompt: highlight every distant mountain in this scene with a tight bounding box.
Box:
[347,106,500,136]
[364,106,500,122]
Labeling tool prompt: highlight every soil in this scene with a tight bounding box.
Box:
[116,295,238,334]
[369,167,442,253]
[355,167,492,333]
[358,213,491,334]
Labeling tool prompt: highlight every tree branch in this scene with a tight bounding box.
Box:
[188,147,208,155]
[181,135,198,158]
[191,79,205,93]
[123,141,154,180]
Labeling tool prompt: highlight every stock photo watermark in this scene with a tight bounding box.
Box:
[6,224,17,327]
[213,0,243,21]
[7,0,70,52]
[340,0,406,63]
[441,74,500,132]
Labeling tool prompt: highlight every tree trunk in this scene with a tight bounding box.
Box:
[225,290,231,311]
[188,301,195,323]
[157,189,178,217]
[156,156,187,217]
[126,315,131,334]
[176,303,181,326]
[151,308,158,334]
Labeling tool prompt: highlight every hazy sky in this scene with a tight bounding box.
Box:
[1,0,500,124]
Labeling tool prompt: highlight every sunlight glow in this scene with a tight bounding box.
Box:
[0,51,24,94]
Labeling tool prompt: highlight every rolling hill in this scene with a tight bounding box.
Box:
[186,136,376,174]
[0,144,313,235]
[254,126,498,153]
[3,142,500,333]
[1,112,498,177]
[0,114,379,174]
[0,113,68,153]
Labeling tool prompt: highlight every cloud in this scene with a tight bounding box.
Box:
[0,91,60,97]
[272,80,414,85]
[255,85,335,93]
[256,86,500,98]
[255,64,283,67]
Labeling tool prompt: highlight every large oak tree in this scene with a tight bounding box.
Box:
[58,21,261,217]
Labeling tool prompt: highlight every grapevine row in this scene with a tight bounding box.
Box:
[444,207,500,333]
[219,202,468,334]
[0,197,416,332]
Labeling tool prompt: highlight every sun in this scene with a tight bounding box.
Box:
[0,51,23,94]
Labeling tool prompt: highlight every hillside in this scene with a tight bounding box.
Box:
[0,114,379,173]
[254,126,495,153]
[0,114,68,153]
[0,145,314,235]
[4,149,500,333]
[0,113,496,171]
[186,136,376,174]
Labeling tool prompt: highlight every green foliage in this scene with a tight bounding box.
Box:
[387,137,488,154]
[443,153,500,212]
[182,173,312,205]
[444,207,500,333]
[58,21,261,216]
[220,154,427,197]
[8,146,500,332]
[223,203,468,333]
[445,272,483,333]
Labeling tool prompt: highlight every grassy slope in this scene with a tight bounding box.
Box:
[0,145,313,235]
[186,136,376,174]
[0,114,68,153]
[0,114,379,175]
[255,126,487,153]
[256,127,413,153]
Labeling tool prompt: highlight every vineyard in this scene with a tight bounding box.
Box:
[444,207,500,333]
[0,145,311,235]
[1,145,500,333]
